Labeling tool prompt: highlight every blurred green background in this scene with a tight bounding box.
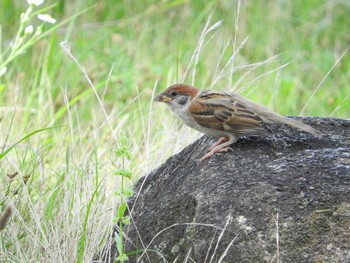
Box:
[1,0,349,120]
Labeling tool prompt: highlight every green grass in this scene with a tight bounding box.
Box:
[0,0,349,262]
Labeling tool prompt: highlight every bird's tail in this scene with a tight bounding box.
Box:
[266,115,322,137]
[233,93,323,137]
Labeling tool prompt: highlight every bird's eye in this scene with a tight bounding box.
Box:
[171,90,178,97]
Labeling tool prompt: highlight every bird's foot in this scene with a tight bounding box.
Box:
[199,135,237,161]
[208,136,230,151]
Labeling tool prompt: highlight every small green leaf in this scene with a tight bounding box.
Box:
[121,216,130,225]
[114,147,131,160]
[115,235,128,261]
[117,203,127,219]
[124,188,134,198]
[115,253,128,262]
[115,234,123,254]
[114,169,132,178]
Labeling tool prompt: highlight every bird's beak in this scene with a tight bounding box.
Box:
[154,93,172,103]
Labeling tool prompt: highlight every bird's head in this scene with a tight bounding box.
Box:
[154,84,199,112]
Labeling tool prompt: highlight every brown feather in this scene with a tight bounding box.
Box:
[189,94,268,135]
[165,84,199,99]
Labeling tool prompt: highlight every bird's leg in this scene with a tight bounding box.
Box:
[200,135,237,161]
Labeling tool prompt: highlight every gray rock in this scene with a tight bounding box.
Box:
[99,117,350,263]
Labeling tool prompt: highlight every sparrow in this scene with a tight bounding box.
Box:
[154,83,322,161]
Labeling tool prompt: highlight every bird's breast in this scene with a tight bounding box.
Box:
[172,106,228,137]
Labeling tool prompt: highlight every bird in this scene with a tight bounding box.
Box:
[154,83,322,161]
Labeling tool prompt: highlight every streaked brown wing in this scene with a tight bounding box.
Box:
[188,94,266,135]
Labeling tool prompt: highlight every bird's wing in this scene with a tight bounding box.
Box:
[188,92,267,135]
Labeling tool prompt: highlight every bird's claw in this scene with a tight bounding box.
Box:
[199,146,233,161]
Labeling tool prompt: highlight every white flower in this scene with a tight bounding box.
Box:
[0,67,7,77]
[37,14,56,24]
[24,25,34,35]
[26,0,44,6]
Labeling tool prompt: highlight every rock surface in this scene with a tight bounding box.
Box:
[99,117,350,263]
